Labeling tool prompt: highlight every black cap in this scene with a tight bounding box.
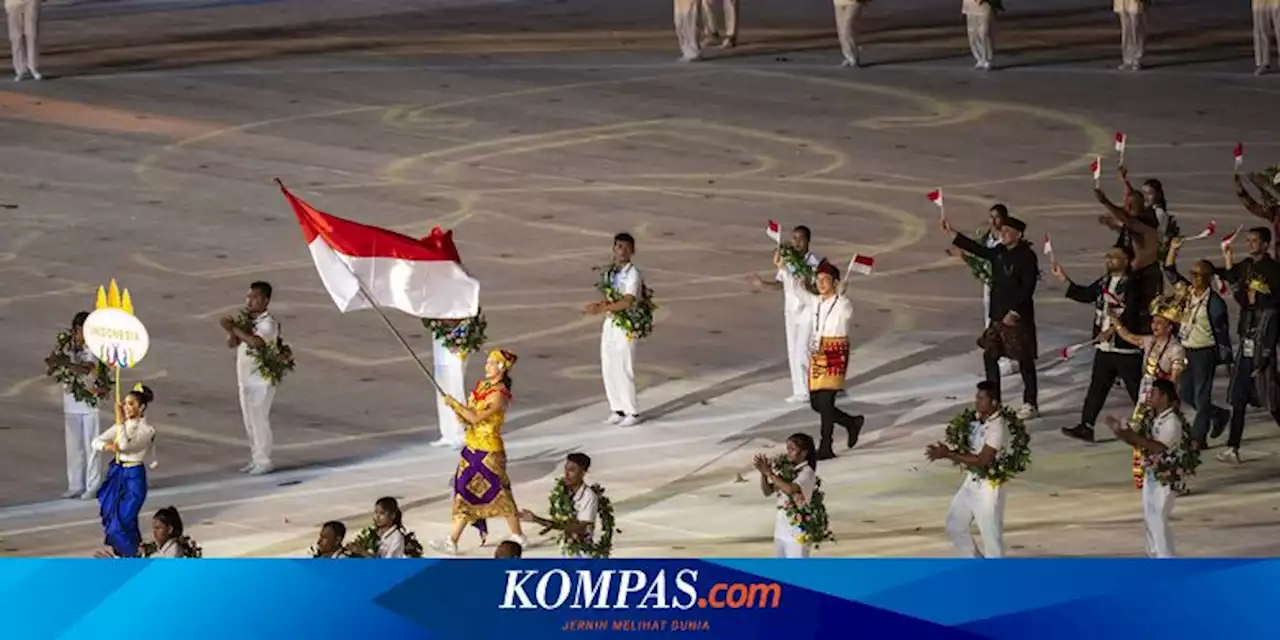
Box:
[1003,217,1027,233]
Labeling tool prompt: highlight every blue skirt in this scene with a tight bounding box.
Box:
[99,462,147,557]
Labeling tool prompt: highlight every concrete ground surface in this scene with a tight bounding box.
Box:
[1,0,1278,557]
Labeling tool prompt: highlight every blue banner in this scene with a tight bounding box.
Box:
[3,559,1277,638]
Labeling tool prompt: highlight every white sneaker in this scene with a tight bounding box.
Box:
[785,393,808,404]
[1216,448,1242,465]
[678,53,702,63]
[13,73,22,82]
[429,539,458,555]
[1016,404,1038,420]
[81,488,99,500]
[509,534,528,547]
[604,414,623,425]
[61,489,81,499]
[718,38,735,49]
[248,463,274,476]
[998,359,1018,376]
[618,415,641,427]
[31,70,41,80]
[240,462,255,473]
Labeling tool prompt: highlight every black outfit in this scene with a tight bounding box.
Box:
[1062,271,1146,441]
[1163,264,1232,446]
[953,233,1039,406]
[809,392,863,459]
[1219,256,1280,450]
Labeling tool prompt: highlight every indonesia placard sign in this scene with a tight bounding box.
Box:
[83,279,149,369]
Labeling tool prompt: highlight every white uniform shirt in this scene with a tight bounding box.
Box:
[63,346,99,415]
[1151,408,1182,449]
[605,263,642,328]
[572,483,600,531]
[968,412,1009,482]
[91,418,157,466]
[151,539,181,558]
[775,251,821,317]
[773,463,817,538]
[236,312,279,386]
[377,527,406,558]
[799,292,853,339]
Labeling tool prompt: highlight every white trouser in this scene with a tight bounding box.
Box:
[966,12,993,65]
[601,320,638,416]
[432,338,467,446]
[5,0,38,76]
[1254,6,1280,68]
[983,284,992,329]
[773,536,811,558]
[784,312,813,397]
[1142,473,1176,558]
[64,411,103,494]
[239,383,276,467]
[1118,11,1145,66]
[699,0,738,40]
[674,0,701,59]
[945,477,1005,558]
[834,2,862,63]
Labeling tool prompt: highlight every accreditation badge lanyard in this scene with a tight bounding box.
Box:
[809,296,839,354]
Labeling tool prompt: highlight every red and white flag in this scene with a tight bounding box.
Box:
[766,220,782,244]
[1234,143,1245,171]
[1185,220,1217,241]
[1103,289,1123,308]
[848,254,875,275]
[1221,224,1243,248]
[1114,132,1126,154]
[927,189,944,210]
[1091,156,1102,182]
[1214,276,1230,297]
[1060,341,1093,360]
[1042,233,1054,257]
[280,183,480,319]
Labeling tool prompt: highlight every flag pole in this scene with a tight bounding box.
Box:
[276,179,447,398]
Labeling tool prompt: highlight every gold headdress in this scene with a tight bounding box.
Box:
[1149,296,1182,324]
[488,349,517,371]
[132,383,145,392]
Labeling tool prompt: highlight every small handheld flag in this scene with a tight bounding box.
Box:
[1184,220,1217,241]
[1042,233,1054,257]
[1060,341,1093,360]
[1103,289,1123,308]
[927,189,944,216]
[1221,224,1242,249]
[766,220,782,245]
[1114,132,1127,164]
[848,254,875,275]
[1214,276,1230,297]
[1234,143,1244,172]
[1091,156,1102,184]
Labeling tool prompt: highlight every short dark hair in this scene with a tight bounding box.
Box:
[250,281,273,300]
[322,521,346,540]
[1249,227,1273,246]
[976,380,1000,403]
[613,233,635,249]
[989,204,1009,219]
[154,506,184,537]
[72,311,91,329]
[793,225,811,243]
[495,540,523,558]
[566,452,592,472]
[1151,379,1180,406]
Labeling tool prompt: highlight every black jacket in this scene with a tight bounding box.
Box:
[1065,271,1145,351]
[1163,264,1233,364]
[953,233,1038,332]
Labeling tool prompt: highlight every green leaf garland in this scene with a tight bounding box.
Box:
[594,264,657,340]
[770,455,835,548]
[233,310,296,386]
[962,226,995,285]
[1133,408,1200,493]
[547,477,620,558]
[943,406,1032,485]
[47,331,111,408]
[343,524,422,558]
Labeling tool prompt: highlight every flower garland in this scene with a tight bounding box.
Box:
[594,264,657,340]
[943,406,1032,485]
[962,226,995,285]
[1133,408,1201,493]
[421,312,488,357]
[46,331,110,408]
[141,536,203,558]
[547,477,620,558]
[344,524,423,558]
[233,310,296,386]
[770,455,834,548]
[778,245,818,286]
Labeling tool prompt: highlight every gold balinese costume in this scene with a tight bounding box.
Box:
[1130,297,1187,489]
[449,350,518,523]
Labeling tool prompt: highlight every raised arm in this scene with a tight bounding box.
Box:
[447,392,508,426]
[1235,174,1276,223]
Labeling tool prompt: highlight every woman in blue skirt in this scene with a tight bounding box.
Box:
[92,384,157,557]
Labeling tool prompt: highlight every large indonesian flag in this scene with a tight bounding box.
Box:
[280,183,480,319]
